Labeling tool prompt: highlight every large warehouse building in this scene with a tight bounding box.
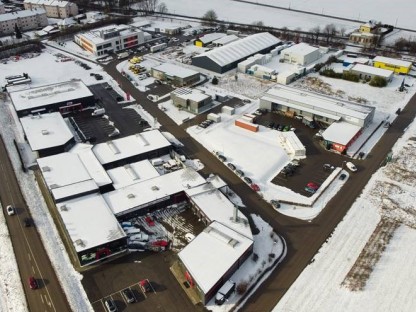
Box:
[281,43,321,66]
[9,80,95,117]
[191,32,281,73]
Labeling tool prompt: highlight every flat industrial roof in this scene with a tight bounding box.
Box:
[57,194,126,253]
[172,88,210,102]
[103,167,206,216]
[20,113,73,151]
[186,186,252,238]
[9,80,93,112]
[263,85,374,121]
[69,143,113,187]
[24,0,72,7]
[193,32,280,67]
[322,121,362,145]
[178,221,253,294]
[213,34,239,46]
[198,33,226,44]
[152,63,199,79]
[92,130,171,166]
[37,153,98,200]
[106,159,160,189]
[351,64,394,78]
[373,56,412,68]
[282,43,319,56]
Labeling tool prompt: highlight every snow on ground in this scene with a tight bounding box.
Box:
[0,204,28,312]
[274,113,416,312]
[167,0,415,31]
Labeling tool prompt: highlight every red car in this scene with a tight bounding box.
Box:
[29,277,38,289]
[145,216,155,226]
[139,279,152,293]
[250,183,260,192]
[306,182,319,190]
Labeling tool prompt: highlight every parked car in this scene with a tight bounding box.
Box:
[323,164,335,171]
[306,182,319,190]
[242,98,251,103]
[227,163,236,171]
[23,218,32,227]
[268,122,275,129]
[145,216,155,226]
[122,288,135,303]
[346,162,357,172]
[277,124,284,131]
[271,200,281,209]
[185,233,195,242]
[29,277,38,289]
[139,279,152,293]
[250,183,260,192]
[218,155,227,162]
[104,299,117,312]
[243,176,252,184]
[339,173,347,180]
[235,169,244,177]
[6,205,15,216]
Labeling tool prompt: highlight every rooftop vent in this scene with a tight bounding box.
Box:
[41,129,49,135]
[42,166,50,172]
[60,205,67,211]
[151,186,159,191]
[74,239,85,247]
[127,193,135,199]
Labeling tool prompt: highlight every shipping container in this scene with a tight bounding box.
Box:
[235,119,258,132]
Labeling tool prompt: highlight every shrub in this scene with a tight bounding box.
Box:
[369,76,387,87]
[314,63,325,72]
[342,71,359,82]
[236,281,249,295]
[320,68,342,78]
[252,253,259,262]
[212,76,218,85]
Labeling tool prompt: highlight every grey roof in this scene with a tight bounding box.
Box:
[193,32,280,67]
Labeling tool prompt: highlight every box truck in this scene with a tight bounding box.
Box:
[215,280,236,305]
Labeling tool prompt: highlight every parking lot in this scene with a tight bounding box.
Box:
[82,206,206,312]
[255,111,346,196]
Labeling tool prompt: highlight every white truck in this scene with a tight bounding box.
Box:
[117,51,129,59]
[150,43,167,53]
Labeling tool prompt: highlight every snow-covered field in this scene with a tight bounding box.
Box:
[274,115,416,312]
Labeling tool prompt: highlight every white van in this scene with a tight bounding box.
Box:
[91,108,105,117]
[125,228,141,235]
[129,233,149,242]
[151,158,164,166]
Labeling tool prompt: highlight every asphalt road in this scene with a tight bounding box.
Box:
[101,61,416,312]
[0,136,71,312]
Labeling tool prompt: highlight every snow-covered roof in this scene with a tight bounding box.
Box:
[56,194,126,253]
[213,34,239,46]
[103,167,206,216]
[193,32,281,67]
[24,0,74,7]
[186,186,253,238]
[282,43,319,56]
[262,85,374,121]
[20,112,73,151]
[37,153,98,200]
[9,80,93,112]
[197,33,226,44]
[69,143,112,187]
[322,121,362,145]
[106,159,160,189]
[77,24,140,44]
[172,88,210,102]
[341,57,369,65]
[373,56,412,68]
[0,8,46,22]
[178,221,253,294]
[351,64,393,78]
[152,63,199,79]
[92,130,171,166]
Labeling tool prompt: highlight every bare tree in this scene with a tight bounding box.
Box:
[339,26,346,37]
[202,10,218,26]
[136,0,158,13]
[323,23,336,44]
[157,2,168,13]
[310,26,320,44]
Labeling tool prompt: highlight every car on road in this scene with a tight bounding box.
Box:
[227,163,236,171]
[6,205,15,216]
[346,162,357,172]
[243,176,252,184]
[339,173,347,180]
[139,279,152,293]
[122,288,135,303]
[250,183,260,192]
[23,218,32,227]
[218,155,227,162]
[323,164,335,171]
[29,277,38,289]
[235,169,244,177]
[105,299,117,312]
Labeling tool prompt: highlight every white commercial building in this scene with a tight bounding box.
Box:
[259,85,375,128]
[24,0,78,18]
[178,221,253,304]
[349,63,394,82]
[321,121,363,153]
[20,112,74,157]
[0,8,47,35]
[92,130,172,169]
[56,193,127,266]
[281,43,321,66]
[74,24,145,56]
[103,167,207,217]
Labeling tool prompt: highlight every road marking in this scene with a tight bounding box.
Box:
[28,253,31,261]
[32,266,35,273]
[40,295,44,304]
